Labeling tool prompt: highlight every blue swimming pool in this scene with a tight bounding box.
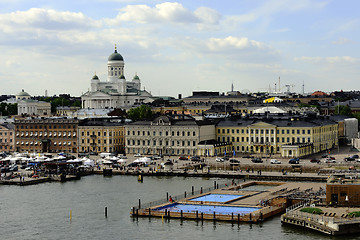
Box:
[153,203,260,215]
[189,194,242,203]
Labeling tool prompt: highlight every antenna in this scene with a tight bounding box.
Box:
[231,82,234,92]
[278,77,280,93]
[302,80,305,95]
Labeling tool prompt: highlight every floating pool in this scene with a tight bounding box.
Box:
[153,203,260,215]
[189,194,242,203]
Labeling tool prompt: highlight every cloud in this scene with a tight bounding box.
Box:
[332,37,353,45]
[294,56,358,64]
[0,8,100,32]
[109,2,220,25]
[206,36,266,52]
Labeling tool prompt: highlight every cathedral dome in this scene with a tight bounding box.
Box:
[17,89,30,97]
[108,49,124,61]
[92,74,99,80]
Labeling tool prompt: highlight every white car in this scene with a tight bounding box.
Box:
[134,153,142,157]
[270,159,281,164]
[324,158,336,163]
[216,157,225,162]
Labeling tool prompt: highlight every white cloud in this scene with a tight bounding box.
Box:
[109,2,220,25]
[206,36,266,52]
[0,8,100,32]
[294,56,358,64]
[332,37,352,45]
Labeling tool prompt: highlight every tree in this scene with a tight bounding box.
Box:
[335,105,353,116]
[0,103,17,116]
[127,105,153,120]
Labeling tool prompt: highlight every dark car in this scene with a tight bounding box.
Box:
[89,152,98,156]
[289,158,300,164]
[321,154,328,158]
[310,158,320,163]
[229,159,240,165]
[127,162,139,167]
[251,158,263,163]
[178,156,188,160]
[351,154,359,159]
[243,155,254,158]
[9,165,18,171]
[344,157,355,162]
[191,156,202,162]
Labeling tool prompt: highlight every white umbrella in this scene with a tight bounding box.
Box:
[84,159,95,167]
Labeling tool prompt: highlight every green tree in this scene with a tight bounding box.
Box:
[0,103,17,116]
[127,105,153,120]
[335,105,353,116]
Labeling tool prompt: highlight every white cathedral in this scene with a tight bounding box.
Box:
[81,47,152,109]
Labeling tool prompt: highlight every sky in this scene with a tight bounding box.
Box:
[0,0,359,98]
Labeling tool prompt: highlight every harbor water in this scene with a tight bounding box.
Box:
[1,175,359,239]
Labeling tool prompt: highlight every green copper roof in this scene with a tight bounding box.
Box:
[108,50,124,61]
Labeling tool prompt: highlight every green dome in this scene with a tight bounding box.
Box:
[108,50,124,61]
[92,74,99,80]
[119,74,126,79]
[17,89,30,96]
[133,74,140,80]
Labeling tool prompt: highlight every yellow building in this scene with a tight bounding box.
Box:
[78,118,125,154]
[216,115,338,158]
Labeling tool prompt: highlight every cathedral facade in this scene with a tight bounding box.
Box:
[81,47,152,109]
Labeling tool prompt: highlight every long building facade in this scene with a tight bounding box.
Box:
[216,114,339,158]
[125,115,216,156]
[14,118,79,153]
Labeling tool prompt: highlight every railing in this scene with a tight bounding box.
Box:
[132,181,233,211]
[286,200,310,213]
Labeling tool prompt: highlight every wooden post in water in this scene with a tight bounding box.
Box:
[196,210,199,219]
[201,212,204,222]
[184,191,186,198]
[213,212,216,221]
[231,212,234,222]
[138,199,141,209]
[200,187,203,194]
[105,207,108,218]
[238,214,240,224]
[214,181,216,189]
[148,208,151,216]
[249,213,252,222]
[181,210,183,219]
[166,192,169,201]
[192,186,194,195]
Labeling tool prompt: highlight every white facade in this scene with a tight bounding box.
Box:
[125,115,216,156]
[17,100,51,116]
[81,47,152,109]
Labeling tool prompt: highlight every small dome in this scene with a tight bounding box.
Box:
[92,74,99,80]
[119,74,126,79]
[17,89,30,97]
[108,49,124,61]
[133,74,140,80]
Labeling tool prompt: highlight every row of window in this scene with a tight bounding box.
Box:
[16,141,75,146]
[127,139,196,147]
[218,136,312,144]
[0,132,12,136]
[17,125,76,129]
[218,128,313,135]
[16,132,76,137]
[80,131,123,137]
[128,130,197,137]
[81,139,122,145]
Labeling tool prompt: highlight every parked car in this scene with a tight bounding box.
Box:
[133,153,142,157]
[190,156,202,162]
[178,155,188,160]
[289,158,299,164]
[351,154,359,159]
[9,165,18,171]
[229,159,240,165]
[310,158,320,163]
[89,152,98,156]
[344,157,355,162]
[251,158,263,163]
[118,155,127,159]
[151,155,162,160]
[216,157,225,162]
[243,155,254,158]
[324,158,336,163]
[127,162,139,167]
[270,159,281,164]
[321,154,328,158]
